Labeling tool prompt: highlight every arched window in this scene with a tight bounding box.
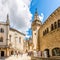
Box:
[43,28,49,36]
[58,20,60,27]
[0,28,4,33]
[51,24,54,31]
[52,48,60,56]
[54,22,57,29]
[0,37,3,42]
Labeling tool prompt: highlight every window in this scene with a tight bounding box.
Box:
[9,35,11,42]
[47,28,49,33]
[54,22,57,29]
[43,31,45,36]
[19,37,21,43]
[34,33,36,35]
[43,28,49,36]
[0,28,4,33]
[58,20,60,27]
[51,24,54,31]
[0,37,3,42]
[45,29,47,34]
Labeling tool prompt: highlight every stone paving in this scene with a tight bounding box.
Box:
[0,53,31,60]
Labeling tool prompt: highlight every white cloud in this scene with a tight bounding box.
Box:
[22,0,32,7]
[0,0,32,34]
[25,35,30,38]
[39,13,44,22]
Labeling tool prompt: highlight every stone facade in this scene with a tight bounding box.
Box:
[0,15,25,58]
[32,7,60,57]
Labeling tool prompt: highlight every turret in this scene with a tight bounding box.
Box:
[6,14,10,25]
[34,9,39,21]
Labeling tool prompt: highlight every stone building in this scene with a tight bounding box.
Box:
[31,7,60,57]
[0,15,25,58]
[23,37,33,52]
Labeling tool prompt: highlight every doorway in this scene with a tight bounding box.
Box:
[44,49,50,57]
[11,51,13,55]
[1,51,4,57]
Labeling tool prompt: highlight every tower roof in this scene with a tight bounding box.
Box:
[34,8,39,21]
[6,14,10,25]
[32,8,42,26]
[35,8,38,15]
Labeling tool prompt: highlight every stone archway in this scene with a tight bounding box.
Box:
[11,51,14,55]
[44,49,50,57]
[1,51,4,57]
[52,48,60,56]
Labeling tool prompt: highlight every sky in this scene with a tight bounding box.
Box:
[0,0,60,38]
[27,0,60,38]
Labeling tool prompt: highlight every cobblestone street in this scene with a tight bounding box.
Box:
[0,54,31,60]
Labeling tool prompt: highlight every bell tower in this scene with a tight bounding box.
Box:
[31,9,42,51]
[6,14,10,46]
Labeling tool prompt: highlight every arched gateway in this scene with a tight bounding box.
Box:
[52,48,60,56]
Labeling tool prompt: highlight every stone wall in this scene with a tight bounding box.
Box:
[31,57,60,60]
[38,7,60,56]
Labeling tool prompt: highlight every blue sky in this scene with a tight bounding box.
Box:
[0,0,60,39]
[27,0,60,37]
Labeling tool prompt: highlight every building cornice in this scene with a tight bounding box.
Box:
[43,7,60,26]
[10,28,26,36]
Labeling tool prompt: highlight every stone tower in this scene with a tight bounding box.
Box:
[31,9,42,51]
[6,14,10,46]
